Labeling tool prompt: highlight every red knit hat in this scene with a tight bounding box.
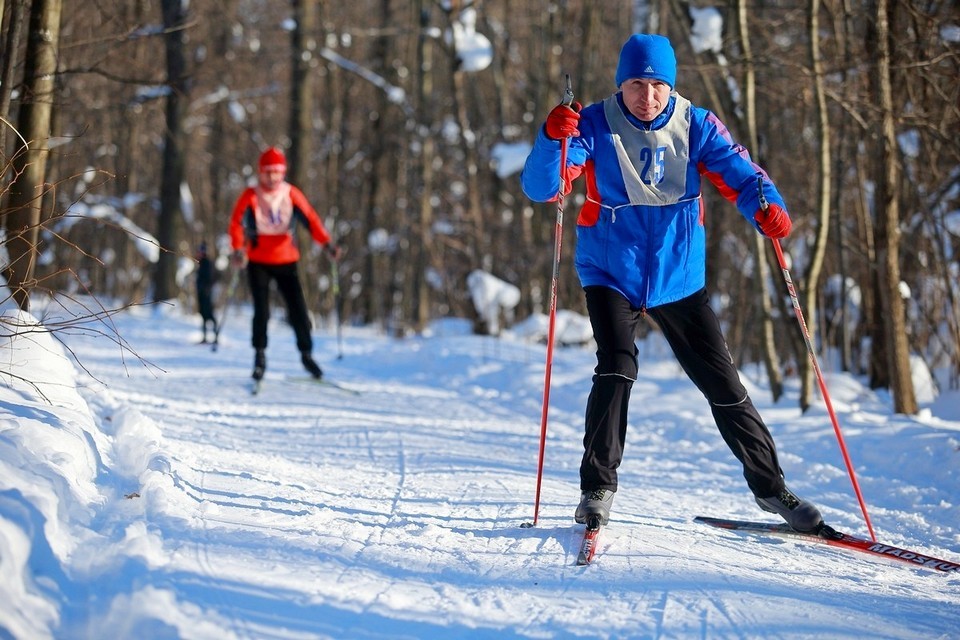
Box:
[258,147,287,173]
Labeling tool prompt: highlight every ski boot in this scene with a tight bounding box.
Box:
[755,486,823,533]
[252,349,266,381]
[301,352,323,380]
[574,489,615,526]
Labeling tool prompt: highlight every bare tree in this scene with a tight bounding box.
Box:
[0,0,29,156]
[412,0,437,333]
[737,0,784,402]
[2,0,61,311]
[866,0,918,414]
[288,0,318,188]
[153,0,190,303]
[795,0,834,412]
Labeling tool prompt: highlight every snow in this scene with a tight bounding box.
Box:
[941,23,960,43]
[447,7,493,73]
[61,197,161,264]
[689,7,723,54]
[1,289,958,639]
[467,270,520,335]
[490,141,533,179]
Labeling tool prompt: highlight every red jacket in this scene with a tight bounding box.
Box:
[229,182,331,265]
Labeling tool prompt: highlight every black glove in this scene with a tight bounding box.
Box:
[325,243,343,261]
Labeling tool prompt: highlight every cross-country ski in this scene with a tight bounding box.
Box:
[576,516,603,565]
[286,375,362,395]
[695,516,960,574]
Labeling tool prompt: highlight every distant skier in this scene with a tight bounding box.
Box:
[195,241,218,344]
[521,34,824,533]
[228,146,341,382]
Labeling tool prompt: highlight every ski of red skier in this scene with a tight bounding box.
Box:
[286,375,361,395]
[247,376,360,396]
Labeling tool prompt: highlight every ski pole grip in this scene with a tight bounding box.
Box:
[561,74,574,106]
[757,176,769,212]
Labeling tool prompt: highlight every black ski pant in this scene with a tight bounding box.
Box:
[581,286,784,498]
[246,261,313,354]
[197,290,216,338]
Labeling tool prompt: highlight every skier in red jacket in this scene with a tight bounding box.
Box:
[229,147,341,382]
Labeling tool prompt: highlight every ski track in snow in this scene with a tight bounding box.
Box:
[10,304,960,639]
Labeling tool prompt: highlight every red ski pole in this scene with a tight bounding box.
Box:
[523,75,575,529]
[759,178,876,541]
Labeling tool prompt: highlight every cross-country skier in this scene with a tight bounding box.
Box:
[195,241,218,343]
[228,146,341,382]
[521,34,824,533]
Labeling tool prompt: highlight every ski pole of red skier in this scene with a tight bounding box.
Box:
[525,75,576,528]
[758,177,877,541]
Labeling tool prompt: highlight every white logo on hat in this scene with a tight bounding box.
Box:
[644,65,655,73]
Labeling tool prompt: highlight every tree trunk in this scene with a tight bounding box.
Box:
[207,0,238,242]
[797,0,833,412]
[2,0,61,311]
[153,0,189,303]
[360,0,391,326]
[0,0,29,157]
[738,0,784,402]
[830,0,856,374]
[868,0,918,414]
[412,0,435,333]
[319,1,347,319]
[288,0,317,188]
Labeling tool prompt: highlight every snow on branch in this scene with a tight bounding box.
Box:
[467,270,519,335]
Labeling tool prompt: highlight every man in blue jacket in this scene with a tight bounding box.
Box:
[521,34,823,532]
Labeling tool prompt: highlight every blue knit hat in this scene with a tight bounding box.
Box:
[615,34,677,88]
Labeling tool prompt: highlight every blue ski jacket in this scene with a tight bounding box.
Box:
[521,92,788,311]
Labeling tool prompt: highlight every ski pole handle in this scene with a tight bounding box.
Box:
[555,74,575,201]
[561,73,574,106]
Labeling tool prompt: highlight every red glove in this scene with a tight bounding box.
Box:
[544,101,582,140]
[754,204,792,239]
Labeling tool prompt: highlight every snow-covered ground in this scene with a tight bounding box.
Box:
[1,298,958,639]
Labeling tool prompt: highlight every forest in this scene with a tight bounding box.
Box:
[1,0,958,414]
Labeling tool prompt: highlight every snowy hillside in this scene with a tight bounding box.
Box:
[0,299,958,639]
